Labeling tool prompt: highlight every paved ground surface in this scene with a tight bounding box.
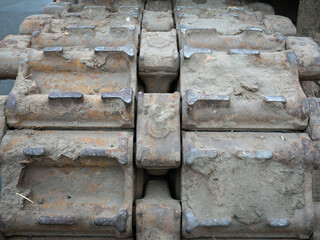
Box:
[0,0,52,95]
[0,0,52,40]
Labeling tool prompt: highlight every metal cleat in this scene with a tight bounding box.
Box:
[136,92,180,170]
[0,130,134,237]
[135,180,181,240]
[179,26,285,50]
[139,29,179,93]
[6,48,136,129]
[263,15,297,36]
[142,10,174,32]
[182,132,315,239]
[0,35,31,79]
[180,50,309,130]
[286,37,320,80]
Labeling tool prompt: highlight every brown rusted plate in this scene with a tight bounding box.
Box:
[286,36,320,80]
[136,180,181,240]
[139,29,179,92]
[6,49,136,129]
[31,18,139,49]
[142,10,174,31]
[136,92,180,169]
[182,131,315,239]
[0,130,134,237]
[177,11,266,36]
[179,26,285,51]
[263,15,296,36]
[19,14,54,35]
[180,50,309,130]
[42,1,142,19]
[0,35,31,78]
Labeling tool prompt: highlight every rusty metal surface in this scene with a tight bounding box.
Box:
[136,92,180,170]
[6,48,136,129]
[31,18,139,49]
[0,130,134,237]
[177,13,266,36]
[0,35,31,78]
[142,11,174,32]
[263,15,296,36]
[286,36,320,80]
[19,14,54,35]
[179,26,285,51]
[136,180,181,240]
[182,131,315,239]
[1,0,320,238]
[139,29,178,93]
[180,50,309,130]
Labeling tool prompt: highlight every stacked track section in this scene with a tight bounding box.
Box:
[0,0,320,239]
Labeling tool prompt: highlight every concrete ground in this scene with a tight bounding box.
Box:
[0,0,52,40]
[0,0,52,95]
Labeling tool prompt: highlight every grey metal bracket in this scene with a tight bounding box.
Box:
[101,88,133,105]
[185,142,218,165]
[186,89,230,107]
[48,92,83,100]
[94,46,135,57]
[81,139,128,165]
[38,217,74,225]
[183,45,211,59]
[23,147,45,156]
[94,210,127,234]
[185,211,231,233]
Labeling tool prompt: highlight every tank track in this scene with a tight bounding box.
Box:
[0,0,320,239]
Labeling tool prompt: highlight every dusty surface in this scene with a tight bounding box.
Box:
[286,36,320,80]
[136,93,180,169]
[179,14,265,35]
[263,15,296,36]
[31,16,139,49]
[182,132,315,238]
[0,130,133,237]
[139,29,178,73]
[136,180,180,240]
[142,11,174,32]
[6,49,136,129]
[180,27,285,51]
[181,50,309,130]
